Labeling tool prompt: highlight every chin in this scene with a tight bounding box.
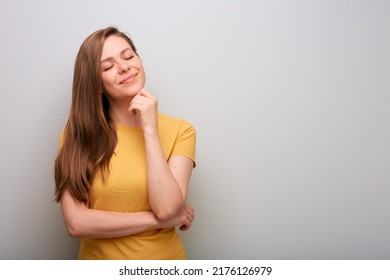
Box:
[128,87,143,96]
[119,83,141,95]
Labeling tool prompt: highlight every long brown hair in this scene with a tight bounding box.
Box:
[54,27,138,203]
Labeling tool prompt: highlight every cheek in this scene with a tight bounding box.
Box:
[101,73,115,89]
[137,64,146,81]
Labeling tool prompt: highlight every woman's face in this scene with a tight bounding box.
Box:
[100,35,146,101]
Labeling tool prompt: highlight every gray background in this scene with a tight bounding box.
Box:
[0,0,389,259]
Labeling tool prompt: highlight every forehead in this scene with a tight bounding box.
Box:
[101,35,132,59]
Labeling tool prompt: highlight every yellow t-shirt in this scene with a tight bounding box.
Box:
[65,113,196,259]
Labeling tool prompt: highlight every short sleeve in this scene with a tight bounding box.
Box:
[170,120,196,167]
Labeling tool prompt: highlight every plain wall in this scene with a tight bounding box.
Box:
[0,0,389,259]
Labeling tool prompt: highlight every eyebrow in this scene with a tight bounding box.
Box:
[100,48,133,63]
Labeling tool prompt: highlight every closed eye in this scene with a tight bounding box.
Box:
[103,65,113,71]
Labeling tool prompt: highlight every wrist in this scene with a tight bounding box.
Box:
[142,126,159,137]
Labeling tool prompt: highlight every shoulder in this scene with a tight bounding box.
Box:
[158,113,196,163]
[158,112,195,133]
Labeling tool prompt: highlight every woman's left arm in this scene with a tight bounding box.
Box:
[145,138,193,221]
[129,89,194,221]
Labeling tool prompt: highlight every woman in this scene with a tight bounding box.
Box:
[54,26,196,260]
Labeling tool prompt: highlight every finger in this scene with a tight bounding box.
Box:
[130,96,148,106]
[179,217,192,231]
[128,103,140,115]
[138,88,152,97]
[186,206,194,219]
[179,225,186,231]
[187,213,194,224]
[130,96,155,109]
[129,97,150,110]
[185,213,194,226]
[185,208,194,221]
[179,224,190,231]
[129,109,137,116]
[137,90,157,105]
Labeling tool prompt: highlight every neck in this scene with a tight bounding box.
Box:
[108,97,141,128]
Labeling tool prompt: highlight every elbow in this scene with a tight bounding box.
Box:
[64,218,83,238]
[154,206,180,222]
[67,227,81,239]
[155,210,176,222]
[60,190,90,238]
[152,196,186,221]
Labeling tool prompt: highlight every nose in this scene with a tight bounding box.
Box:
[118,60,130,73]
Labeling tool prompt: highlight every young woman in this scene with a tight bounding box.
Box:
[54,26,196,260]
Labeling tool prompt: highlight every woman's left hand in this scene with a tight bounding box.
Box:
[128,88,158,133]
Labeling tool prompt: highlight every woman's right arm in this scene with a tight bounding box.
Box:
[60,188,194,239]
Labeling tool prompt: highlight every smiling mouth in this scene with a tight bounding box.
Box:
[120,73,137,84]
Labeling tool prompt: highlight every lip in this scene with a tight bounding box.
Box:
[120,73,137,84]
